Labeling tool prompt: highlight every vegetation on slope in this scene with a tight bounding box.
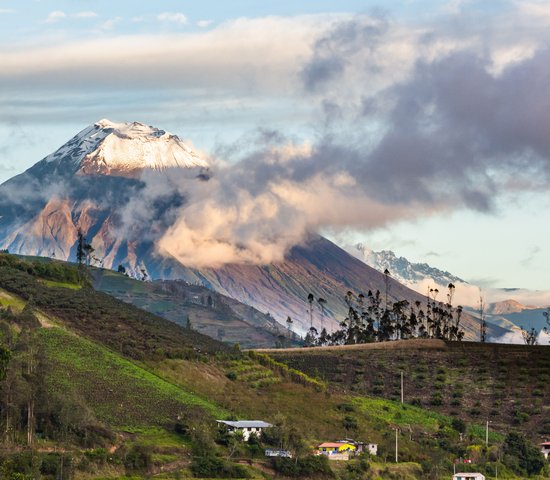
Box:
[0,253,229,360]
[267,340,550,441]
[92,268,292,349]
[40,327,225,424]
[0,253,545,479]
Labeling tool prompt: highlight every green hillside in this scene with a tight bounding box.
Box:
[39,327,225,424]
[265,340,550,442]
[0,254,546,479]
[91,268,292,349]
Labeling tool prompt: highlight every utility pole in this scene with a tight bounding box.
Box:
[401,371,404,404]
[485,420,489,446]
[395,428,399,463]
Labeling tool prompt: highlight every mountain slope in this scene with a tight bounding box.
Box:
[0,120,511,342]
[91,268,293,348]
[139,236,507,339]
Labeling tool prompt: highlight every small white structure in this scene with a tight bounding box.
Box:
[541,441,550,459]
[265,449,292,458]
[217,420,272,441]
[356,442,378,456]
[453,474,485,480]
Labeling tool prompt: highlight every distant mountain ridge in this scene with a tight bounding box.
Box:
[350,243,465,287]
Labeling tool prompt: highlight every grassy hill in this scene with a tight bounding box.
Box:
[263,339,550,443]
[91,268,293,349]
[0,254,545,479]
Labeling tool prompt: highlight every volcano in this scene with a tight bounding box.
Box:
[0,120,507,338]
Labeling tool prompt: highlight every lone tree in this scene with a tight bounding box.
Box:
[478,292,487,343]
[76,228,94,266]
[307,293,314,328]
[286,316,293,333]
[543,308,550,343]
[76,229,85,266]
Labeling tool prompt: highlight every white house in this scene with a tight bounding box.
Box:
[355,442,378,456]
[217,420,272,441]
[453,474,485,480]
[541,441,550,459]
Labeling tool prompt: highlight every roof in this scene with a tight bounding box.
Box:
[217,420,272,429]
[540,442,550,446]
[318,442,353,448]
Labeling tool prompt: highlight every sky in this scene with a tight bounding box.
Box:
[1,0,550,292]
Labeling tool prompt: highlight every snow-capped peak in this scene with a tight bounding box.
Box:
[42,119,209,176]
[350,243,465,286]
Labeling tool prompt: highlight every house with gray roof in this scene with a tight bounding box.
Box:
[217,420,273,441]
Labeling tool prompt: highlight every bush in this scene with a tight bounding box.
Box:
[336,403,355,412]
[430,393,443,406]
[123,444,153,473]
[343,415,358,430]
[503,432,545,476]
[451,418,466,433]
[344,455,371,480]
[191,455,250,478]
[271,455,333,478]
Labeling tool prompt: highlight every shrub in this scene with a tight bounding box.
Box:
[343,415,358,430]
[191,455,250,478]
[336,403,355,412]
[123,445,153,473]
[513,411,529,424]
[451,418,466,433]
[271,455,333,478]
[430,393,443,406]
[503,432,545,476]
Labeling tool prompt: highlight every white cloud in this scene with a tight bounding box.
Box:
[517,1,550,18]
[0,9,15,14]
[0,16,324,93]
[157,12,188,25]
[197,20,213,28]
[74,11,98,19]
[97,17,122,31]
[45,11,66,23]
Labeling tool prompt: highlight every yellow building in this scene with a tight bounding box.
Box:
[317,442,357,455]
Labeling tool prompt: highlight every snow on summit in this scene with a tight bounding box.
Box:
[43,119,209,176]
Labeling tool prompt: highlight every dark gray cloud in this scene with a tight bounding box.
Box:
[296,13,550,211]
[301,13,389,92]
